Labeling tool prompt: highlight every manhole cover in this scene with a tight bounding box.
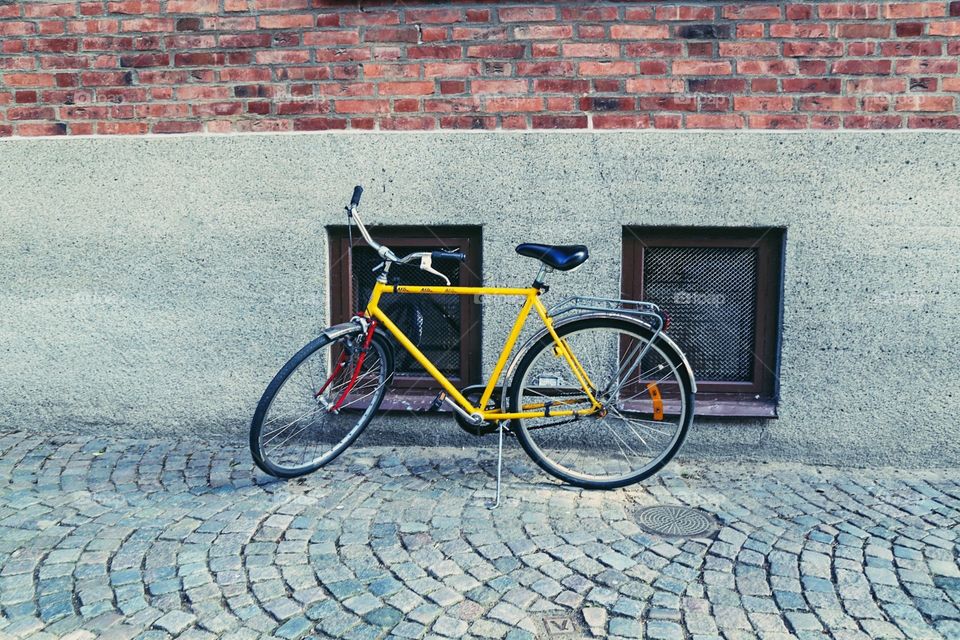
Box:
[635,505,715,537]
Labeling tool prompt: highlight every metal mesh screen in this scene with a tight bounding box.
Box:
[643,247,758,382]
[352,246,462,377]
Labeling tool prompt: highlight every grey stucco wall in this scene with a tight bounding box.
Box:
[1,132,957,467]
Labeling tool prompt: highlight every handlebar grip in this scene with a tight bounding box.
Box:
[431,251,466,262]
[350,185,363,207]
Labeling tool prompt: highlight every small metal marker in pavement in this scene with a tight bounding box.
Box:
[635,504,717,538]
[541,614,580,637]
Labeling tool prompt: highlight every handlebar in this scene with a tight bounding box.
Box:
[432,250,466,262]
[349,185,363,208]
[346,186,467,267]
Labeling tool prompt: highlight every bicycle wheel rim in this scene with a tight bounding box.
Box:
[511,320,691,487]
[253,333,390,476]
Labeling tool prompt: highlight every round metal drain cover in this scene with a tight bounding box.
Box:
[635,505,715,538]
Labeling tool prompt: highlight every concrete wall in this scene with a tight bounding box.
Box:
[1,132,957,467]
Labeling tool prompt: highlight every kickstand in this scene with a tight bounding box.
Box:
[486,423,505,510]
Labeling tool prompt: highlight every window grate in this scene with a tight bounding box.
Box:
[352,247,463,377]
[643,246,758,383]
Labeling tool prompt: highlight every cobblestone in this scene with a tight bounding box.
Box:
[1,431,959,639]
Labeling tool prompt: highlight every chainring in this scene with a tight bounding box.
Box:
[453,385,500,436]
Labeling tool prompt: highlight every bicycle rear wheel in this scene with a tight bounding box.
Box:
[508,317,694,489]
[250,327,393,478]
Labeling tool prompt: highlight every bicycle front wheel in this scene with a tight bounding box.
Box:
[250,327,393,478]
[509,317,694,489]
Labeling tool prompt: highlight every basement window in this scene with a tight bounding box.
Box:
[622,227,785,417]
[328,226,482,409]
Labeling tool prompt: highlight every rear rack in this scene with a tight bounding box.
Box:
[548,296,666,333]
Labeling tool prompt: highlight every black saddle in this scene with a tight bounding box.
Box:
[516,243,589,271]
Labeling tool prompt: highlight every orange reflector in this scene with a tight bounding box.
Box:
[647,383,664,421]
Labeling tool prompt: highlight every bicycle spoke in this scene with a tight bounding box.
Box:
[512,319,690,487]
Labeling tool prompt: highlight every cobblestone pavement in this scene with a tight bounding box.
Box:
[0,431,958,640]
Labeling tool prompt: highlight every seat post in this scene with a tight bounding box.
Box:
[532,264,553,289]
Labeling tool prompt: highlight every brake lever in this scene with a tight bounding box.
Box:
[419,255,451,286]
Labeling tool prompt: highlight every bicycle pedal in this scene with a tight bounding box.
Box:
[427,391,447,412]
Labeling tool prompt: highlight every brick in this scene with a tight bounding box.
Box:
[259,14,313,29]
[0,22,36,36]
[578,61,635,76]
[836,23,891,38]
[748,114,807,128]
[798,96,857,111]
[514,25,574,40]
[884,3,946,18]
[895,95,954,111]
[485,97,542,112]
[517,61,573,76]
[784,41,844,56]
[498,7,556,22]
[166,0,218,13]
[738,60,797,75]
[638,96,697,112]
[880,41,942,56]
[719,42,779,56]
[27,39,80,54]
[843,114,902,128]
[16,122,68,135]
[819,4,880,19]
[929,20,960,35]
[406,9,461,24]
[907,115,960,128]
[783,78,842,93]
[120,18,175,32]
[219,34,272,48]
[25,3,76,17]
[734,96,793,111]
[769,23,829,38]
[408,46,462,60]
[847,78,907,92]
[831,60,892,75]
[471,79,527,94]
[364,27,419,43]
[378,81,435,96]
[120,53,167,68]
[611,25,670,39]
[627,78,686,93]
[561,43,619,57]
[3,73,58,87]
[896,58,957,74]
[723,4,782,20]
[534,79,588,93]
[594,113,650,128]
[686,113,744,128]
[656,6,716,21]
[687,78,746,92]
[466,44,525,59]
[673,60,732,75]
[423,62,481,78]
[561,6,618,21]
[676,24,733,39]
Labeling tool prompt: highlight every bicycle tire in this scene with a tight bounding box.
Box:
[508,316,694,489]
[250,327,393,478]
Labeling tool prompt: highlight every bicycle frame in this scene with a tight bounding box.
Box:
[365,281,602,422]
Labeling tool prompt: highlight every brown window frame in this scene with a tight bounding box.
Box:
[622,227,785,418]
[328,225,483,408]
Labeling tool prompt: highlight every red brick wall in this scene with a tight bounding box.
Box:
[2,1,959,136]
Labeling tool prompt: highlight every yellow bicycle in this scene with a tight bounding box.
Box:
[251,186,696,492]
